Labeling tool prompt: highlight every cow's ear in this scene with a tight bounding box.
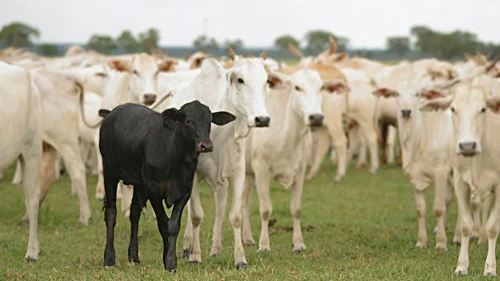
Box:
[161,108,181,121]
[157,59,177,72]
[372,88,399,98]
[267,72,288,89]
[107,59,132,73]
[322,81,350,94]
[486,96,500,114]
[212,111,236,126]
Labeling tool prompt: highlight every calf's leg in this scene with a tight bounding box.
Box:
[165,193,191,272]
[103,175,119,267]
[483,185,500,277]
[149,196,171,271]
[128,186,146,264]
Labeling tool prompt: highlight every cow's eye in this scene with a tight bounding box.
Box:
[237,78,244,84]
[133,70,139,76]
[451,107,455,113]
[481,107,486,113]
[186,118,192,125]
[295,85,302,92]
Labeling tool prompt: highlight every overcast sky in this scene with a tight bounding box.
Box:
[1,0,499,48]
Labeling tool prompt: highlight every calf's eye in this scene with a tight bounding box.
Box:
[481,107,486,113]
[186,119,192,125]
[237,78,244,84]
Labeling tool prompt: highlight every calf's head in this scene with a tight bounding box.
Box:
[108,53,173,106]
[161,100,236,153]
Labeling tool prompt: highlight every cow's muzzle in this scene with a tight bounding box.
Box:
[458,142,477,157]
[401,109,412,119]
[142,93,157,106]
[309,114,324,127]
[254,116,270,127]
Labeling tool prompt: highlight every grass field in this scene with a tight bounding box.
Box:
[0,160,493,281]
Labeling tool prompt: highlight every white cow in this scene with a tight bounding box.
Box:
[420,75,500,276]
[241,69,349,252]
[161,55,270,269]
[373,77,459,250]
[14,69,92,225]
[0,62,42,261]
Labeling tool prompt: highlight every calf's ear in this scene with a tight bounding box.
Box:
[161,108,181,121]
[212,111,236,126]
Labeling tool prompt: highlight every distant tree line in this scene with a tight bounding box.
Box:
[1,21,499,60]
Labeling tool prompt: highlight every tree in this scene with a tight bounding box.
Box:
[410,25,480,59]
[138,28,160,53]
[38,43,60,56]
[223,38,244,52]
[304,30,349,55]
[386,36,410,56]
[193,35,219,52]
[116,30,140,53]
[0,21,40,48]
[86,35,116,54]
[274,34,300,52]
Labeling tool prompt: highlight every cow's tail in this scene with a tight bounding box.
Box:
[75,81,104,128]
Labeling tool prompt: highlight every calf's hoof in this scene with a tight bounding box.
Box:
[435,243,447,251]
[188,260,202,265]
[235,262,248,270]
[104,250,116,267]
[182,249,190,259]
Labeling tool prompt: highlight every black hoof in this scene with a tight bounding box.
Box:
[453,241,461,246]
[188,260,202,265]
[243,242,256,247]
[128,258,140,264]
[25,257,37,263]
[18,220,28,227]
[182,249,190,259]
[431,230,437,236]
[293,249,306,254]
[59,169,66,175]
[167,268,177,273]
[236,262,248,270]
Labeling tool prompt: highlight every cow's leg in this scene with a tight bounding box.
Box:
[228,166,248,269]
[0,170,3,180]
[165,192,190,272]
[210,185,228,256]
[149,195,171,271]
[414,188,428,248]
[187,176,204,264]
[357,134,368,168]
[454,178,473,275]
[386,125,397,164]
[254,167,273,252]
[128,186,146,264]
[479,195,491,245]
[396,145,403,166]
[330,125,348,182]
[121,184,134,217]
[182,199,193,259]
[358,121,379,173]
[433,169,449,250]
[59,143,91,225]
[242,175,256,246]
[306,127,329,180]
[379,122,389,165]
[483,185,500,277]
[79,140,90,172]
[291,168,306,253]
[94,131,105,200]
[471,209,481,240]
[20,146,42,262]
[88,146,98,176]
[103,174,119,267]
[12,159,22,185]
[20,143,57,224]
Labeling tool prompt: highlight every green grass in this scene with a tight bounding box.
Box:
[0,161,492,281]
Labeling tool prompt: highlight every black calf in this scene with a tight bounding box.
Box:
[99,101,235,272]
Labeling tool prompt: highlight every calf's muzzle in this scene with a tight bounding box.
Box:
[196,141,213,153]
[309,114,324,127]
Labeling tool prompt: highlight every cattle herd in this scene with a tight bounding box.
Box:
[1,36,500,276]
